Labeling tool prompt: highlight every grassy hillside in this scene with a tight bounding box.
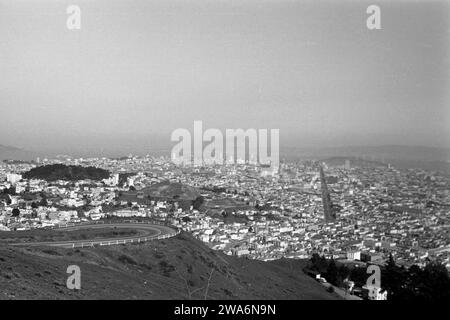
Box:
[0,233,338,300]
[140,181,200,201]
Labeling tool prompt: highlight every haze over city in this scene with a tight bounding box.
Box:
[0,0,448,156]
[0,0,449,305]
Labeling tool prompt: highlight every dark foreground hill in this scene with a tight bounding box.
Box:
[0,233,337,300]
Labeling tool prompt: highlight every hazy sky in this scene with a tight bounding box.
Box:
[0,0,448,155]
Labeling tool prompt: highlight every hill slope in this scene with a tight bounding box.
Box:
[282,145,450,172]
[139,181,201,201]
[0,233,337,300]
[0,144,39,161]
[321,156,388,168]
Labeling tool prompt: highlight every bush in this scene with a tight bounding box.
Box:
[118,254,137,265]
[159,260,176,276]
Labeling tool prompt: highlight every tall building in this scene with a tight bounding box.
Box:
[112,173,119,186]
[344,159,351,170]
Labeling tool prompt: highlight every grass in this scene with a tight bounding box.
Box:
[0,232,339,300]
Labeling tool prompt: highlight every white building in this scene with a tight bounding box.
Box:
[6,173,22,185]
[363,285,388,300]
[347,251,361,261]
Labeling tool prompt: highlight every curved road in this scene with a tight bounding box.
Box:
[10,223,178,249]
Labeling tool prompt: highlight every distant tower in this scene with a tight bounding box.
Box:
[344,159,350,170]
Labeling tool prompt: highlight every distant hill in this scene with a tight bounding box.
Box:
[283,145,450,161]
[0,144,40,161]
[0,232,338,300]
[321,157,388,168]
[23,164,110,181]
[282,145,450,172]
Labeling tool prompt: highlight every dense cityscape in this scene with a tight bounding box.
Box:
[1,156,448,281]
[0,0,448,308]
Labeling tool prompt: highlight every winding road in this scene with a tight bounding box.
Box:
[10,222,178,249]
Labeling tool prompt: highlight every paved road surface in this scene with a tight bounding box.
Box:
[10,223,177,248]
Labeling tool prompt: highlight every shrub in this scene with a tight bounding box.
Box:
[118,254,137,265]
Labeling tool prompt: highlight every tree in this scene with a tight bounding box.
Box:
[309,253,328,274]
[4,187,16,195]
[39,197,48,207]
[12,208,20,217]
[349,266,367,287]
[383,254,408,300]
[381,257,450,300]
[325,259,342,286]
[418,261,450,300]
[181,216,191,223]
[311,253,322,269]
[338,265,350,280]
[192,196,204,210]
